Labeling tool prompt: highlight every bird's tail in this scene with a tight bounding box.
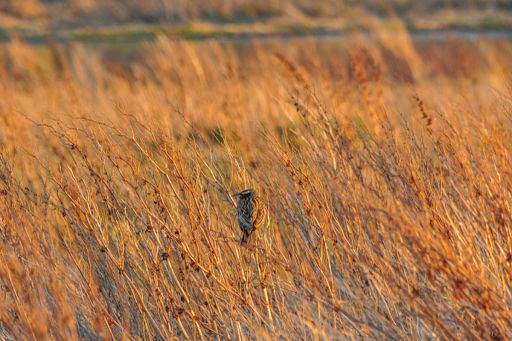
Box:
[240,231,250,246]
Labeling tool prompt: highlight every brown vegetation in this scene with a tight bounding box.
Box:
[0,30,511,339]
[1,0,511,31]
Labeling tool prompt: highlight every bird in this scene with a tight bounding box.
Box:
[233,189,264,245]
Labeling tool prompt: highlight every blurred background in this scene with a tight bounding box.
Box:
[1,0,511,40]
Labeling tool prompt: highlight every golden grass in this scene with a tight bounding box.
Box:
[0,31,511,340]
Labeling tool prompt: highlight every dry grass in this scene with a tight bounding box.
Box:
[0,29,511,340]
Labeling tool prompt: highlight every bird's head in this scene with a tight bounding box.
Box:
[233,189,254,200]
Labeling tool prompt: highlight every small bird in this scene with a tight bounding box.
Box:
[233,189,264,245]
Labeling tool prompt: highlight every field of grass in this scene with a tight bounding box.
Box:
[0,26,512,339]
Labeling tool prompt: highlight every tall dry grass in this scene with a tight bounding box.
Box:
[0,32,511,340]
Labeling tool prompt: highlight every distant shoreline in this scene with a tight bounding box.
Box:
[1,26,511,45]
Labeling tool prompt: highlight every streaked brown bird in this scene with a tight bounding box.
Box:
[233,189,264,245]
